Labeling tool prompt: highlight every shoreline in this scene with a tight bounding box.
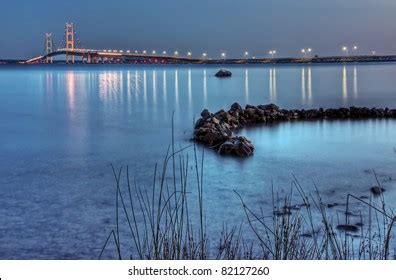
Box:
[2,55,396,65]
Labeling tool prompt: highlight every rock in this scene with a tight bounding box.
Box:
[194,126,227,147]
[258,103,279,111]
[194,118,204,129]
[370,186,385,196]
[201,109,211,120]
[245,108,256,118]
[211,117,220,125]
[215,69,232,78]
[230,102,242,111]
[218,136,254,157]
[336,224,360,233]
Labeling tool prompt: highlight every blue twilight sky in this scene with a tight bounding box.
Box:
[1,0,396,59]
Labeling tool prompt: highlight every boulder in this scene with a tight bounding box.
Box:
[200,109,212,120]
[194,125,228,147]
[218,136,254,157]
[230,102,242,111]
[215,69,232,78]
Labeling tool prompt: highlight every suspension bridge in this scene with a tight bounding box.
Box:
[25,23,201,64]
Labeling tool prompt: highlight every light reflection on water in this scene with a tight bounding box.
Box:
[1,64,396,259]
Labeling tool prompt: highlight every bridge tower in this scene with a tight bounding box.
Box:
[65,23,75,63]
[44,33,53,63]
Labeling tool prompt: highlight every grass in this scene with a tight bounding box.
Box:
[99,118,396,260]
[235,174,396,260]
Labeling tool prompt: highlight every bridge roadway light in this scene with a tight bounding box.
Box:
[152,50,156,55]
[301,49,306,58]
[127,50,130,53]
[202,53,207,58]
[143,50,147,54]
[187,52,192,57]
[135,50,138,54]
[307,48,312,58]
[163,51,167,55]
[174,51,179,56]
[221,52,226,59]
[244,51,249,58]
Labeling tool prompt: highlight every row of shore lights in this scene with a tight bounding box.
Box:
[96,45,376,58]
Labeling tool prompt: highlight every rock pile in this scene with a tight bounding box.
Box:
[194,103,396,157]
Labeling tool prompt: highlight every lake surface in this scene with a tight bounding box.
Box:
[1,63,396,259]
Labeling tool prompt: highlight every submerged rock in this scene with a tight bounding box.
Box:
[370,186,385,196]
[215,69,232,78]
[300,233,313,238]
[336,224,360,233]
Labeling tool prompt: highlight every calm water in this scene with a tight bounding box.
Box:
[1,63,396,259]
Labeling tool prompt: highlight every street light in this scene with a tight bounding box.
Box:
[202,53,207,59]
[353,45,358,55]
[244,51,249,58]
[221,52,226,59]
[152,50,156,54]
[174,51,179,56]
[187,51,192,57]
[134,50,138,54]
[143,50,147,54]
[342,46,349,56]
[162,51,167,55]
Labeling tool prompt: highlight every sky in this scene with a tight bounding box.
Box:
[1,0,396,59]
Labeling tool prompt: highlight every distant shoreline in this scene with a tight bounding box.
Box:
[1,55,396,65]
